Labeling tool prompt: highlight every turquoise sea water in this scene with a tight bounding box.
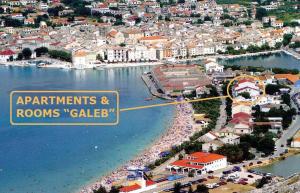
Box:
[218,52,300,69]
[0,66,174,193]
[255,154,300,178]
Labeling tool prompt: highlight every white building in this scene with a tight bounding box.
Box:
[291,137,300,148]
[168,152,227,175]
[204,60,224,74]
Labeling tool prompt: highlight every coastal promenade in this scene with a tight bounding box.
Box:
[80,103,197,193]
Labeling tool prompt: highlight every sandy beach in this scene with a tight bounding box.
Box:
[79,102,198,193]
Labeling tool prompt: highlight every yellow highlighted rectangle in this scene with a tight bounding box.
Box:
[10,90,119,126]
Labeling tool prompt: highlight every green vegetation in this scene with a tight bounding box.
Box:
[216,0,252,6]
[265,84,289,95]
[283,34,293,47]
[267,1,300,24]
[216,143,254,163]
[35,47,48,57]
[253,105,296,129]
[147,86,221,170]
[240,133,275,156]
[48,50,72,62]
[256,7,268,21]
[224,65,299,74]
[22,48,32,60]
[195,184,209,193]
[290,41,300,49]
[93,186,119,193]
[240,92,251,99]
[174,182,182,193]
[222,43,276,55]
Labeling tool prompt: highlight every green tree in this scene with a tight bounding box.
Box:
[109,186,119,193]
[174,182,182,193]
[22,48,32,59]
[256,176,269,188]
[216,144,244,163]
[240,92,251,99]
[282,93,291,106]
[96,54,103,61]
[188,186,193,193]
[195,184,209,193]
[283,34,293,46]
[93,186,107,193]
[17,53,23,60]
[35,47,48,57]
[255,7,267,20]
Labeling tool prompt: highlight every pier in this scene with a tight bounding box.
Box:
[282,48,300,60]
[141,73,170,99]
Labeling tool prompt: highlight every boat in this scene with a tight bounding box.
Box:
[37,62,47,68]
[145,97,152,101]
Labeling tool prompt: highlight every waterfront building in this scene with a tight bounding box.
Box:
[151,64,211,97]
[204,60,224,74]
[168,152,227,175]
[0,49,17,62]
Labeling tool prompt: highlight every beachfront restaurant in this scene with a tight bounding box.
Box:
[167,152,227,176]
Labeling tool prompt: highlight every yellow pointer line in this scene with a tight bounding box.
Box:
[120,95,229,112]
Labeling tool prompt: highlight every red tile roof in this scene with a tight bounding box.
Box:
[171,152,225,170]
[120,184,141,192]
[0,49,16,56]
[146,180,156,186]
[172,160,204,169]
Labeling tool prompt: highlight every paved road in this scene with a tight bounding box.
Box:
[274,88,300,156]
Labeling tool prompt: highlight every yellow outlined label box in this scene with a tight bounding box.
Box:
[10,90,119,126]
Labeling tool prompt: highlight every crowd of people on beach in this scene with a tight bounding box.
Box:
[80,102,199,193]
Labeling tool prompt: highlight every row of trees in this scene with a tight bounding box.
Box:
[222,43,282,56]
[48,50,72,62]
[224,65,299,75]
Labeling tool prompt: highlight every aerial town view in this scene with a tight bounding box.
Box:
[0,0,300,193]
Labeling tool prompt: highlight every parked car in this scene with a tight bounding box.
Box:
[232,166,241,172]
[218,181,227,186]
[208,175,214,179]
[257,161,262,164]
[248,175,254,178]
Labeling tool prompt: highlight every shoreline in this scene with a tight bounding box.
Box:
[2,49,299,70]
[79,102,197,193]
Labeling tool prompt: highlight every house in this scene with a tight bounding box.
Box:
[202,140,224,152]
[107,29,125,45]
[0,49,17,62]
[219,134,240,145]
[72,50,96,69]
[167,152,227,175]
[204,60,224,74]
[227,112,253,134]
[233,78,261,98]
[120,179,157,193]
[232,103,252,116]
[291,137,300,148]
[198,131,218,143]
[139,36,168,45]
[274,74,299,84]
[24,18,35,25]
